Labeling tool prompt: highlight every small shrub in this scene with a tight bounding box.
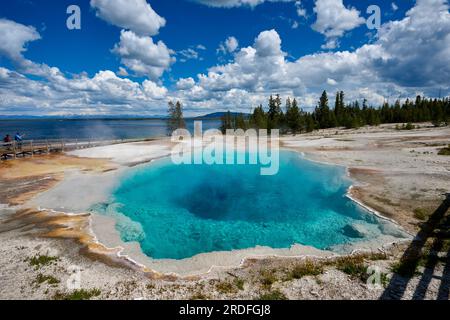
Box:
[364,252,388,261]
[216,281,237,294]
[396,123,415,130]
[289,260,324,280]
[413,208,428,221]
[391,259,417,277]
[442,239,450,252]
[432,120,443,127]
[438,145,450,156]
[335,255,367,280]
[190,292,209,300]
[390,249,427,278]
[380,272,390,287]
[234,278,245,291]
[366,271,390,288]
[53,288,101,300]
[28,255,58,269]
[259,270,277,289]
[35,274,60,285]
[257,290,287,300]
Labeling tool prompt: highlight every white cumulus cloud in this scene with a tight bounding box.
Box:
[174,0,450,113]
[312,0,365,49]
[176,77,196,90]
[193,0,294,8]
[90,0,166,36]
[218,36,239,54]
[143,79,168,99]
[295,1,307,18]
[0,19,40,62]
[179,48,200,62]
[392,2,399,11]
[1,0,449,116]
[112,30,175,80]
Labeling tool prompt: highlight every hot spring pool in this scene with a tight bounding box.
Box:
[92,150,407,260]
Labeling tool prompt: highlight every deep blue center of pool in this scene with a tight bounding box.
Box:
[94,151,402,259]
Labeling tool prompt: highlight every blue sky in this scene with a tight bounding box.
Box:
[0,0,448,116]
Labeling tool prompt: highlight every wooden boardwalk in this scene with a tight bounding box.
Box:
[0,138,153,160]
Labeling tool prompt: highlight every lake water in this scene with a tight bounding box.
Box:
[92,150,408,260]
[0,119,220,140]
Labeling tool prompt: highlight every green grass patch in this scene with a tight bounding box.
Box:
[257,290,287,300]
[27,255,58,269]
[335,255,368,280]
[53,288,101,300]
[356,252,388,261]
[438,145,450,155]
[216,278,245,294]
[216,281,237,294]
[234,278,245,291]
[35,274,60,286]
[366,271,390,288]
[413,208,428,221]
[396,123,415,130]
[442,239,450,252]
[390,251,427,278]
[288,260,324,280]
[190,292,209,300]
[259,269,278,290]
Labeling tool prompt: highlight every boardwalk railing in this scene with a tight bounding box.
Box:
[0,137,155,160]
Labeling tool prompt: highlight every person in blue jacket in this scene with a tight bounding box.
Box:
[14,132,24,148]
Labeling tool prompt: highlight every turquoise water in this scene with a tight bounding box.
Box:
[93,151,403,260]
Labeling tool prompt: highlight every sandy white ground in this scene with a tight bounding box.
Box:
[68,140,172,165]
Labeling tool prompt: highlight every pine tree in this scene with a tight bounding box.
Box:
[235,113,247,130]
[167,101,185,135]
[250,104,267,129]
[268,94,284,131]
[285,97,292,113]
[305,113,316,132]
[432,103,445,127]
[286,97,302,134]
[167,101,176,135]
[247,92,449,133]
[319,90,328,109]
[334,92,340,114]
[175,101,185,129]
[334,91,344,126]
[315,90,336,128]
[220,111,233,133]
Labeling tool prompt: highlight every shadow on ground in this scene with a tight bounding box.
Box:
[381,193,450,300]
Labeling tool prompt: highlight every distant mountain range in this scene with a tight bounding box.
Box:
[0,112,250,120]
[0,114,167,120]
[194,112,251,119]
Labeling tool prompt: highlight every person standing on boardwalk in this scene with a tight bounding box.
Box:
[3,134,12,149]
[14,132,24,149]
[3,134,11,143]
